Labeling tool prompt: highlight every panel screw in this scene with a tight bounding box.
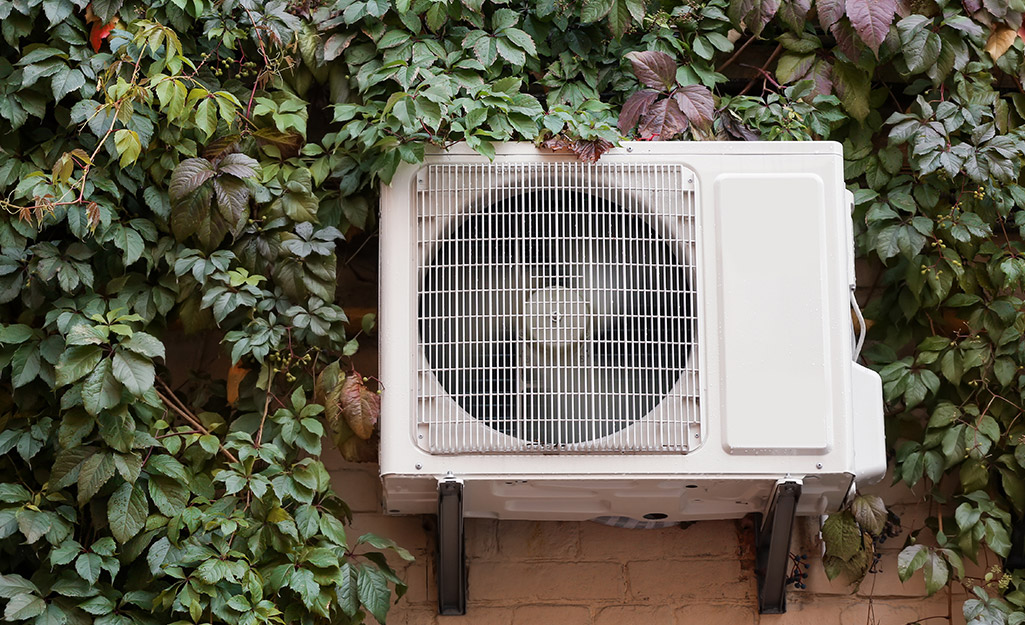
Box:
[816,463,823,469]
[626,147,633,152]
[415,464,422,470]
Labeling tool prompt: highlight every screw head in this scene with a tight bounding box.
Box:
[816,463,823,469]
[415,463,422,470]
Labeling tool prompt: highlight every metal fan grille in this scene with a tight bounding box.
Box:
[416,161,700,453]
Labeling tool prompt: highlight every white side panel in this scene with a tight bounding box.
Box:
[715,174,832,454]
[852,364,886,484]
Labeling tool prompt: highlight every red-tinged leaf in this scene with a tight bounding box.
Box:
[169,158,216,200]
[729,0,780,36]
[90,19,118,52]
[818,0,845,30]
[672,85,715,127]
[638,98,689,140]
[570,138,614,162]
[618,89,659,133]
[625,50,678,91]
[846,0,897,54]
[807,59,834,98]
[961,0,980,11]
[777,0,811,30]
[831,19,862,62]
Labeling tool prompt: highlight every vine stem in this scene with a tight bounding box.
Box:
[155,377,239,464]
[716,35,756,73]
[256,368,276,447]
[736,44,783,97]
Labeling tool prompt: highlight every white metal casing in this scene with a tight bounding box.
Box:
[379,141,885,522]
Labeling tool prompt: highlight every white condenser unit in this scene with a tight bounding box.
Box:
[377,141,885,613]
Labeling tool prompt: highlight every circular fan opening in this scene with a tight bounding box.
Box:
[419,190,694,445]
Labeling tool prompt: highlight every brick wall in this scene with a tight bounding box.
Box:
[325,449,984,625]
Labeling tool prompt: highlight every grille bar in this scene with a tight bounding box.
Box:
[416,161,700,454]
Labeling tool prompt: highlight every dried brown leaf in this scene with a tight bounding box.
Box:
[985,26,1016,60]
[341,374,380,440]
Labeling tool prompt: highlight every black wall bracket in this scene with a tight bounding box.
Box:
[437,476,466,615]
[755,480,802,614]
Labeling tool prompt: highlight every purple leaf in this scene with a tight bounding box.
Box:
[817,0,845,30]
[637,99,689,140]
[625,50,678,91]
[169,158,215,200]
[831,19,862,61]
[777,0,812,30]
[673,85,715,127]
[962,0,980,11]
[807,59,834,98]
[846,0,897,54]
[729,0,781,35]
[618,89,660,133]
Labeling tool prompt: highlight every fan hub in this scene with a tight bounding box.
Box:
[524,286,589,348]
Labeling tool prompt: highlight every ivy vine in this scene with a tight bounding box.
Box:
[3,0,1025,621]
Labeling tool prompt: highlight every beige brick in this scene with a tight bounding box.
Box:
[397,562,432,607]
[330,468,383,512]
[627,558,752,601]
[762,596,859,625]
[469,562,625,602]
[579,520,738,561]
[839,598,947,625]
[856,555,929,598]
[662,521,740,558]
[799,556,860,596]
[674,604,756,625]
[466,519,499,559]
[498,521,580,560]
[350,513,431,554]
[578,521,665,560]
[387,607,437,625]
[512,605,591,625]
[437,607,514,625]
[595,605,674,625]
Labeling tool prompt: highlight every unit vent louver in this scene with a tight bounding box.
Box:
[415,162,701,453]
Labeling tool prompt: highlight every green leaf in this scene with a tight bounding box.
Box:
[82,359,120,416]
[77,452,115,504]
[288,568,320,608]
[113,130,142,167]
[580,0,613,22]
[0,576,39,599]
[108,481,147,543]
[75,552,102,585]
[11,343,40,389]
[850,495,887,536]
[148,476,189,516]
[51,66,85,102]
[897,544,928,582]
[15,509,51,544]
[821,511,862,560]
[4,594,45,621]
[56,346,103,387]
[90,0,122,21]
[356,564,391,624]
[833,62,870,122]
[111,350,154,396]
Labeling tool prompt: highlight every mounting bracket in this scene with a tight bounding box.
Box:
[755,480,802,614]
[436,476,466,615]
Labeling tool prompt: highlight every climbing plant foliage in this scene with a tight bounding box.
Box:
[3,0,1025,620]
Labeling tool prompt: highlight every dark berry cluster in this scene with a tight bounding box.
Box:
[786,553,809,589]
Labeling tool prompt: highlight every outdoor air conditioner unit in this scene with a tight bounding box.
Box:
[378,141,885,614]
